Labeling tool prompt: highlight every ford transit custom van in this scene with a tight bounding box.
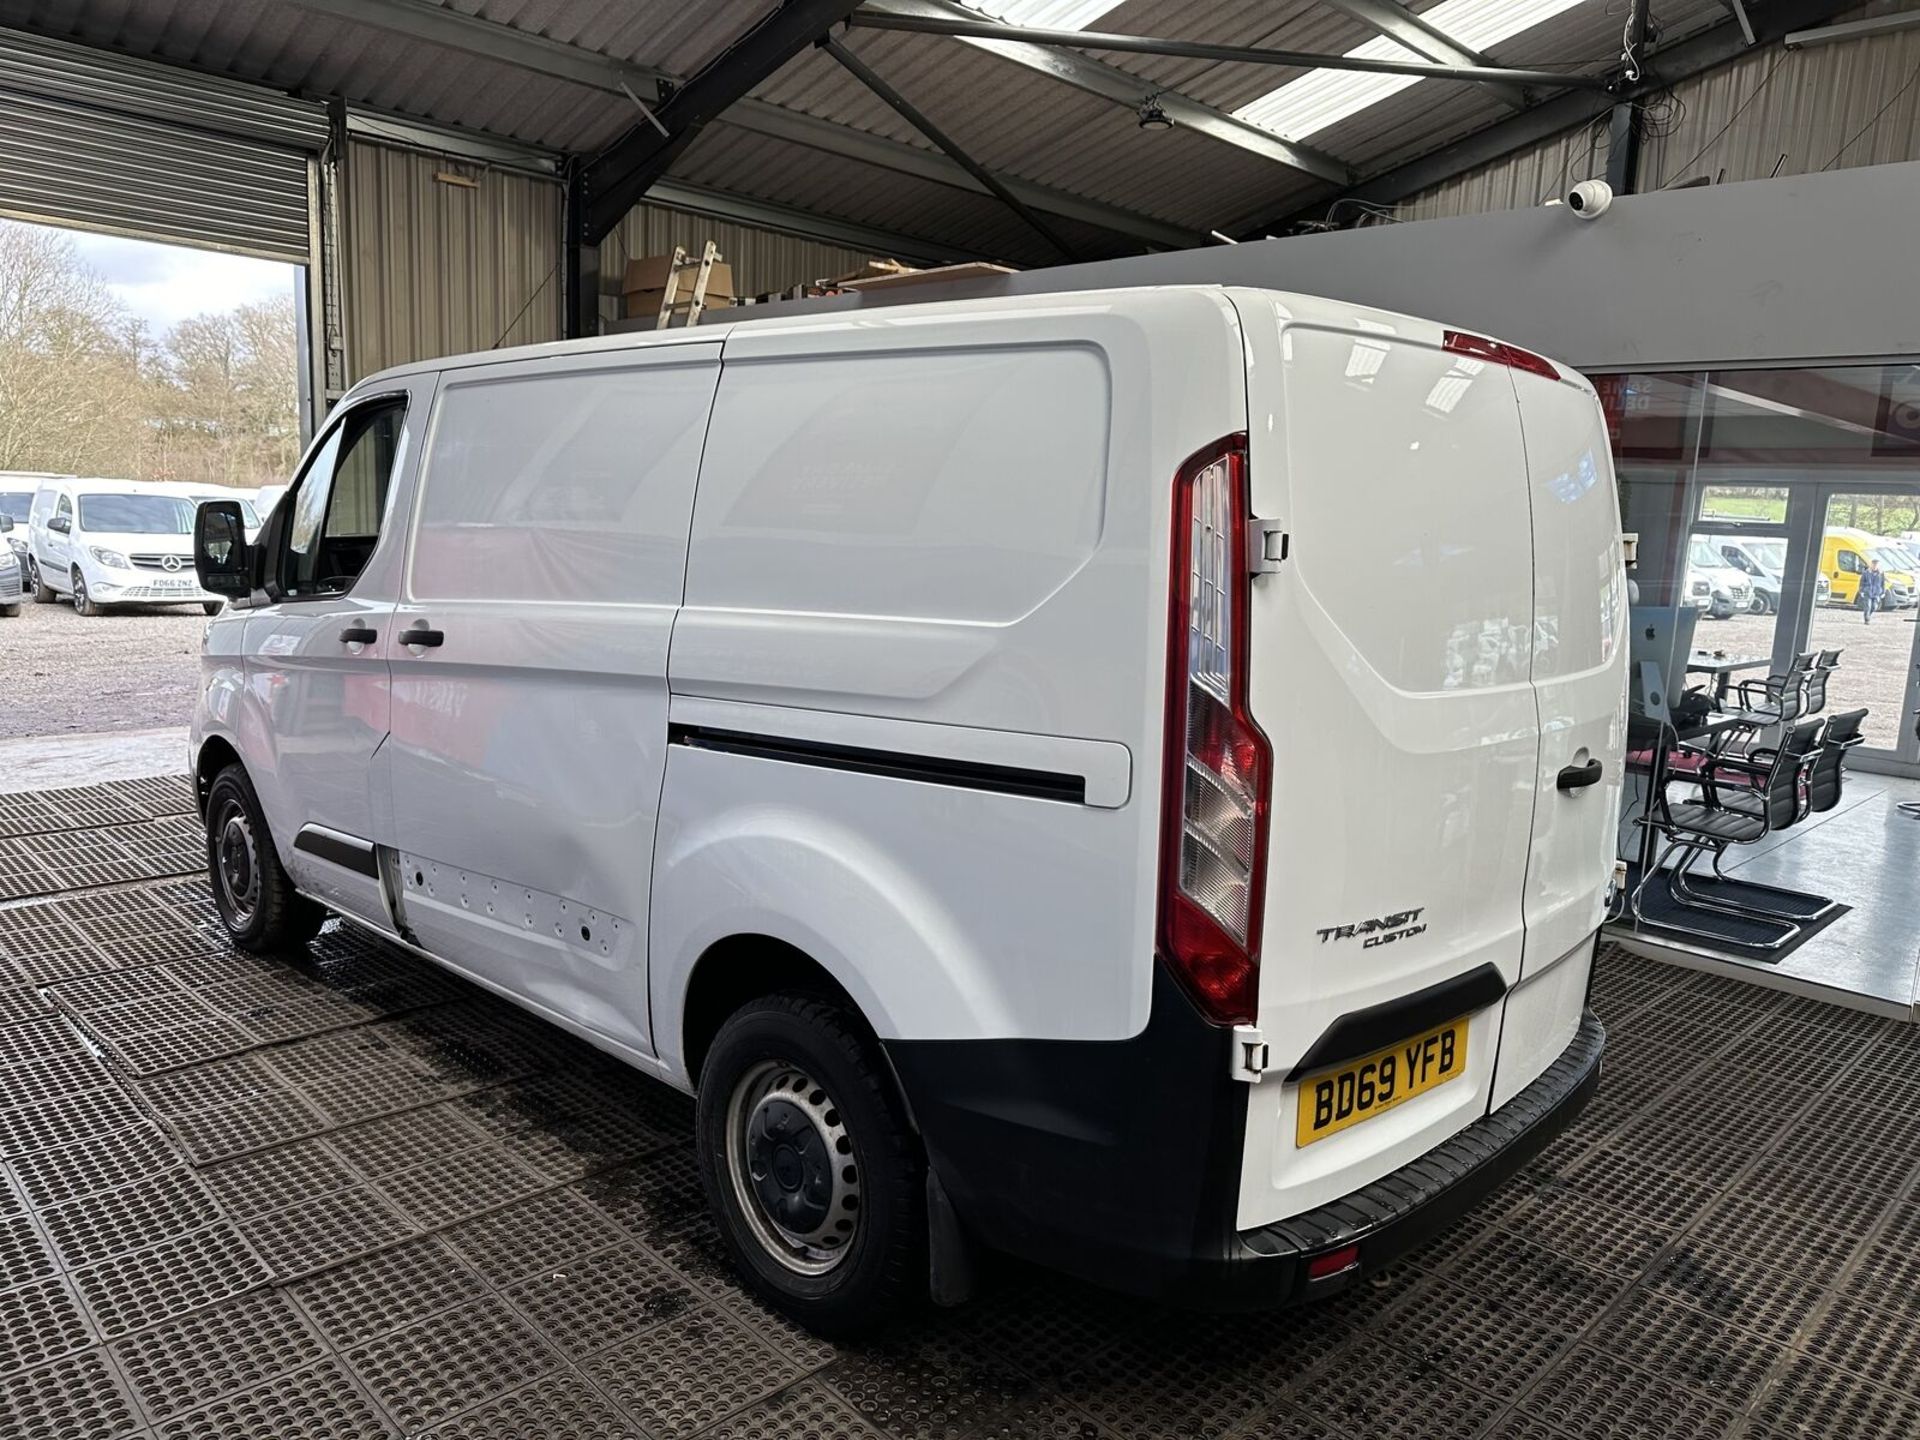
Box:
[190,286,1622,1334]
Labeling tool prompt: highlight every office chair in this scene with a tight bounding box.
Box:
[1633,717,1825,950]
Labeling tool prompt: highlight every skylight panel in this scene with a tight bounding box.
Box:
[1233,0,1591,143]
[979,0,1124,29]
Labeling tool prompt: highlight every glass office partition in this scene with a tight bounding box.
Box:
[1599,362,1920,767]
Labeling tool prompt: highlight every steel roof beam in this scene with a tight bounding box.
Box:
[1316,0,1530,110]
[581,0,864,243]
[286,0,666,97]
[817,36,1080,261]
[850,5,1614,94]
[857,0,1353,186]
[1262,0,1861,230]
[644,178,988,264]
[725,100,1208,249]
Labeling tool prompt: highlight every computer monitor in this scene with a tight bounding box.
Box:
[1628,603,1700,726]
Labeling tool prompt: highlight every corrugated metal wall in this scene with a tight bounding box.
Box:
[597,201,878,303]
[343,139,562,382]
[1398,8,1920,221]
[1397,122,1616,222]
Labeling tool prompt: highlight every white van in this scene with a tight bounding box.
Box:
[189,286,1622,1333]
[29,478,227,616]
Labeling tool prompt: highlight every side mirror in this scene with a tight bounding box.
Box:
[195,500,254,599]
[47,514,70,534]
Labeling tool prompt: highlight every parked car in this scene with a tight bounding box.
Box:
[1,476,59,593]
[27,478,226,616]
[0,513,23,617]
[1707,535,1830,612]
[190,286,1621,1333]
[1821,528,1917,608]
[1685,537,1753,619]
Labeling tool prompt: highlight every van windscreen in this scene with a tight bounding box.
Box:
[77,494,196,534]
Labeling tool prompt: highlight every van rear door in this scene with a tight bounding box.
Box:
[1493,369,1625,1106]
[1229,299,1541,1229]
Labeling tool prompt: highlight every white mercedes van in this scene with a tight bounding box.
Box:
[29,478,227,616]
[189,286,1623,1334]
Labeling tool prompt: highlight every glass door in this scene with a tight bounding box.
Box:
[1809,488,1920,762]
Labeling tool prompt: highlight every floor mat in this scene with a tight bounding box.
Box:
[1620,865,1850,961]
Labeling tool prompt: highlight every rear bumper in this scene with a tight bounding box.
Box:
[887,974,1602,1309]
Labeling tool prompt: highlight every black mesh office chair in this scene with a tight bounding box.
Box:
[1633,717,1825,949]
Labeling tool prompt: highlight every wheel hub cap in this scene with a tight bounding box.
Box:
[213,806,259,923]
[725,1061,861,1275]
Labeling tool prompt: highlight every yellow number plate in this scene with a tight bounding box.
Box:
[1295,1016,1469,1147]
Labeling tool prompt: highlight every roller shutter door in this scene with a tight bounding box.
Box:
[0,28,325,263]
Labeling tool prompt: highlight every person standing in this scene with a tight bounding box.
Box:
[1861,558,1888,624]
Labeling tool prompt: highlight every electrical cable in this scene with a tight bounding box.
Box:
[1658,49,1788,188]
[489,258,561,350]
[1820,58,1920,170]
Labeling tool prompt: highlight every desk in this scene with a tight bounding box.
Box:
[1685,652,1771,704]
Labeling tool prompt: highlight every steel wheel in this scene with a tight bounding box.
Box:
[724,1059,862,1276]
[211,796,262,930]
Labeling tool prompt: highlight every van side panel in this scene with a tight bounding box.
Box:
[1231,297,1542,1228]
[382,346,722,1058]
[654,293,1248,1071]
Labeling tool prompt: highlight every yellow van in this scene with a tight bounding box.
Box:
[1822,528,1918,608]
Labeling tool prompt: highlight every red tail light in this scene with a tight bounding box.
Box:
[1442,329,1559,381]
[1158,435,1272,1026]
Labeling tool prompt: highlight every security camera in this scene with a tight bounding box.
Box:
[1566,179,1614,220]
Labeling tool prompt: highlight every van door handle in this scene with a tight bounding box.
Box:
[338,625,378,645]
[1557,759,1604,792]
[403,625,445,648]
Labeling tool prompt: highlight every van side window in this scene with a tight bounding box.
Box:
[55,495,71,522]
[409,363,715,605]
[1837,551,1861,573]
[281,401,405,598]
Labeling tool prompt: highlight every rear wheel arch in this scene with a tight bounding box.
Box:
[681,935,875,1091]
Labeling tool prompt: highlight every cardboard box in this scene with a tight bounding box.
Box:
[622,255,734,300]
[623,287,736,321]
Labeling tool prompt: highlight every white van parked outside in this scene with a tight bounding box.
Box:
[190,286,1623,1333]
[29,478,228,616]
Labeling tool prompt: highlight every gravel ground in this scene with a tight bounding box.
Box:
[1696,601,1920,750]
[0,592,210,739]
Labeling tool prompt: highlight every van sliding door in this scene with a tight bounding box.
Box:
[381,344,723,1060]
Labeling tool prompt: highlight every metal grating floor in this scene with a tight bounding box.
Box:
[2,778,1919,1437]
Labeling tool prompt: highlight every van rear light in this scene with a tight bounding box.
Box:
[1442,329,1560,381]
[1159,435,1271,1027]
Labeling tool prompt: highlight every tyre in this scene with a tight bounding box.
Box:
[31,560,55,604]
[202,601,223,616]
[71,570,100,617]
[203,763,326,952]
[1751,593,1770,615]
[0,603,19,618]
[696,992,927,1336]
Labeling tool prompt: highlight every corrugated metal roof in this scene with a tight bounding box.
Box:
[0,0,1756,256]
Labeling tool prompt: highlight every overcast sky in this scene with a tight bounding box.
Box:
[69,229,299,337]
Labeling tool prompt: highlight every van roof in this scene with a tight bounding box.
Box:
[346,283,1583,398]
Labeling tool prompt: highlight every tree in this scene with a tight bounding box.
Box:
[146,296,301,486]
[0,221,147,475]
[0,219,300,490]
